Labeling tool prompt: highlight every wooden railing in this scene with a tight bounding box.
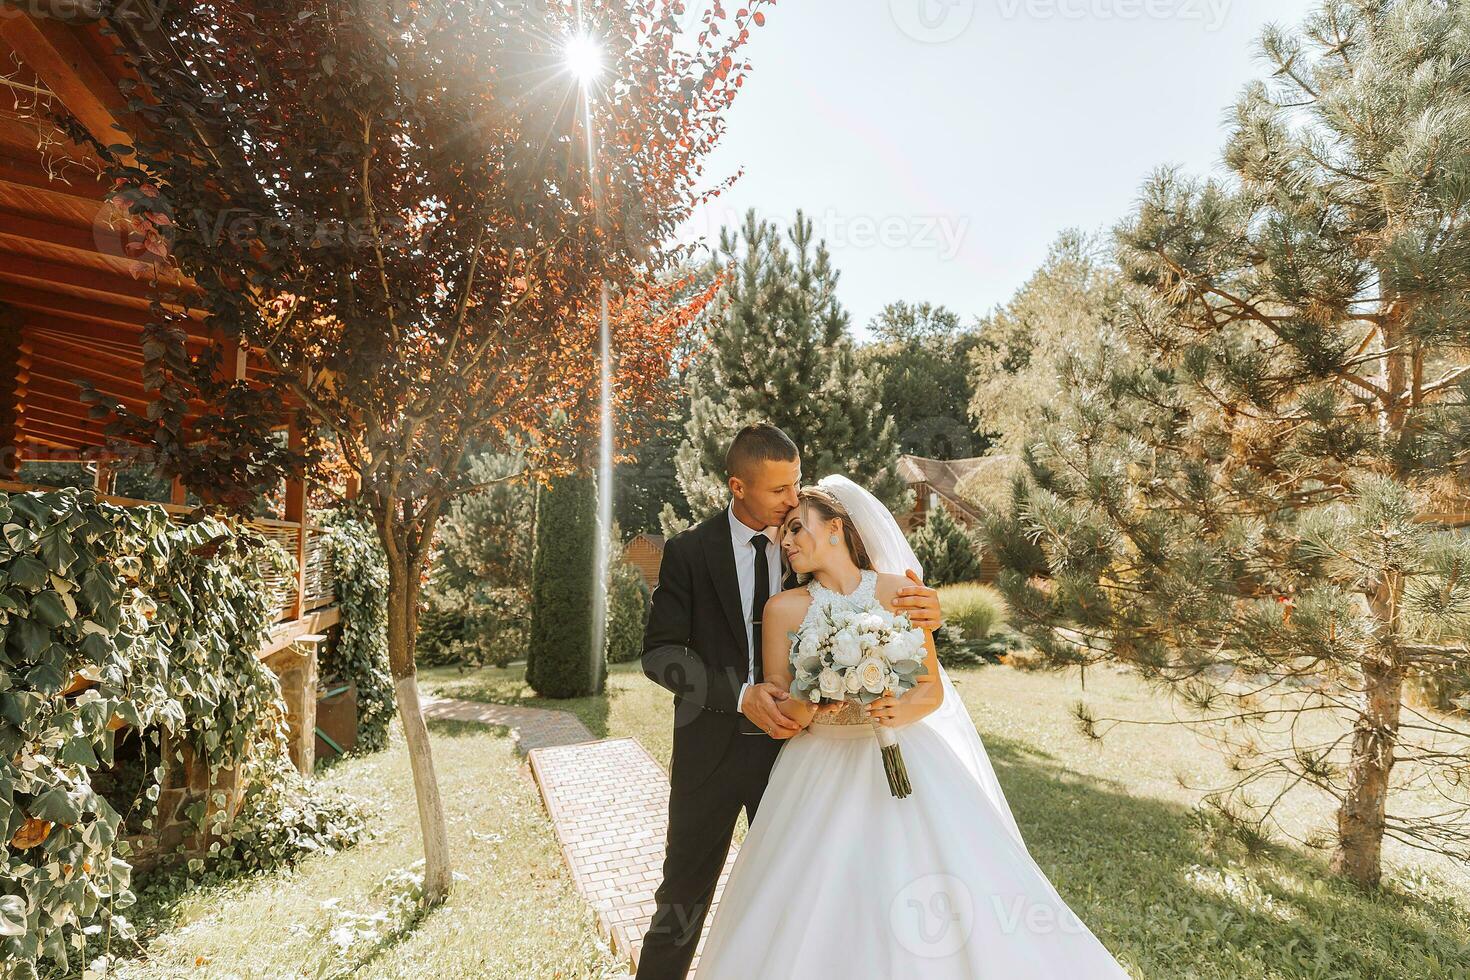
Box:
[243,516,337,621]
[0,480,336,623]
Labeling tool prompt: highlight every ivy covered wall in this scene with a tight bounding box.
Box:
[0,488,363,977]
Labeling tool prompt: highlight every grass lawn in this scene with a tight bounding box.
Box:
[106,719,627,979]
[422,661,1470,979]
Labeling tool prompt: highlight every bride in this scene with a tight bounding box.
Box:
[693,476,1131,979]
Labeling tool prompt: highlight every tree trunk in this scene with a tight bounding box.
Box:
[385,545,453,904]
[1330,656,1403,888]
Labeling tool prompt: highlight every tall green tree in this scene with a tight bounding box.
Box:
[862,302,984,458]
[616,376,690,535]
[674,210,909,523]
[989,0,1470,889]
[527,473,604,698]
[968,231,1118,455]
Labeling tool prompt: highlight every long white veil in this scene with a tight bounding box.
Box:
[817,474,1026,848]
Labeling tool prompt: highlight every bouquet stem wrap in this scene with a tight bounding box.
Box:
[871,720,912,799]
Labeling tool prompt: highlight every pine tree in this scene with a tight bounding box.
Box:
[967,231,1117,456]
[908,503,985,586]
[861,302,985,458]
[673,210,909,524]
[988,0,1470,889]
[527,473,604,698]
[616,374,691,535]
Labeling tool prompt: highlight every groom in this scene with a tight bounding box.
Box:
[638,422,942,979]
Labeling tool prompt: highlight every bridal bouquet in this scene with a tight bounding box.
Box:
[788,603,928,798]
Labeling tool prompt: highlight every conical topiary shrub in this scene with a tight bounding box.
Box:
[526,472,604,697]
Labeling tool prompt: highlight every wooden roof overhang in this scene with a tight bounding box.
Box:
[0,12,282,466]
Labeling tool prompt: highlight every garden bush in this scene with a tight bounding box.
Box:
[908,505,985,586]
[0,488,364,977]
[938,583,1007,640]
[933,583,1018,667]
[417,584,529,669]
[605,558,650,664]
[416,453,534,668]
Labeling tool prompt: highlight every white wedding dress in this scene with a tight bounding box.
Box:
[692,479,1130,980]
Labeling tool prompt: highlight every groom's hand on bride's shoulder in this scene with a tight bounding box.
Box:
[895,569,943,631]
[742,683,802,739]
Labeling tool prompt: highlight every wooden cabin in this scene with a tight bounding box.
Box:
[622,533,665,588]
[0,12,341,856]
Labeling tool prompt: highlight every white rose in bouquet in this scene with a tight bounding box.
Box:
[857,656,888,695]
[883,633,923,666]
[832,630,864,668]
[844,669,864,694]
[798,629,822,660]
[818,668,845,700]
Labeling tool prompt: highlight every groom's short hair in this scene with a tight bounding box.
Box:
[725,423,799,479]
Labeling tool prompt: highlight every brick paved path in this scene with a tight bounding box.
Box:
[419,695,595,754]
[419,695,724,974]
[529,737,738,976]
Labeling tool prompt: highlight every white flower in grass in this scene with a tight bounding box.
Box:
[858,657,888,695]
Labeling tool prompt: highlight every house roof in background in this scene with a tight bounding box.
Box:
[898,453,1020,522]
[627,533,665,548]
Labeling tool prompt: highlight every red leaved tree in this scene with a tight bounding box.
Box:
[88,0,765,901]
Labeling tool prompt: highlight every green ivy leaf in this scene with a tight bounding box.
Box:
[6,555,49,592]
[24,659,68,695]
[39,532,80,576]
[7,493,54,529]
[0,894,27,937]
[58,739,99,768]
[0,691,42,727]
[3,522,37,551]
[31,786,82,824]
[11,619,49,659]
[80,631,115,663]
[31,591,72,629]
[78,567,119,613]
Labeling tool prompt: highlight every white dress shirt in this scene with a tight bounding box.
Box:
[729,504,783,712]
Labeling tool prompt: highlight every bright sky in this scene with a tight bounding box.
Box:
[677,0,1322,339]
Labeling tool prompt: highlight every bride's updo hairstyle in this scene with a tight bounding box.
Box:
[797,486,874,572]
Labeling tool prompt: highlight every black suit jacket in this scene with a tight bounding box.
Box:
[642,511,794,786]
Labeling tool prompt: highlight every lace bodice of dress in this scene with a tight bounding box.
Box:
[805,570,880,727]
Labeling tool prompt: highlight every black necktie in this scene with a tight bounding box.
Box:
[750,533,770,684]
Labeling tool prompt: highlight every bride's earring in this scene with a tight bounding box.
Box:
[829,534,839,546]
